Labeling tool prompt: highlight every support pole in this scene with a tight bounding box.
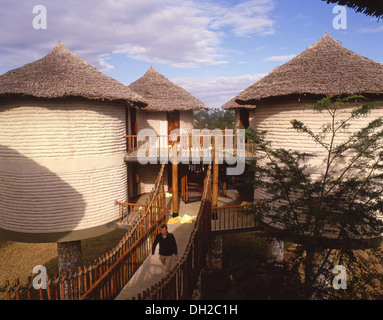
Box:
[172,142,179,217]
[212,136,219,219]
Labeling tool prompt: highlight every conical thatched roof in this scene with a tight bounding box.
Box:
[235,33,383,105]
[0,41,147,107]
[128,66,208,111]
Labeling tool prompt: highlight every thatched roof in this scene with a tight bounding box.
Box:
[221,97,254,110]
[0,41,147,108]
[234,33,383,105]
[321,0,383,18]
[128,66,208,112]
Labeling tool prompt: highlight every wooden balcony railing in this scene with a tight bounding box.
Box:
[211,203,258,232]
[116,203,145,227]
[125,132,257,161]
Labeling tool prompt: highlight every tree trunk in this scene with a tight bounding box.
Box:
[304,247,333,299]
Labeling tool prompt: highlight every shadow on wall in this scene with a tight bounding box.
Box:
[0,144,86,243]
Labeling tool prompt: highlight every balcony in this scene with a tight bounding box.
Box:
[124,131,257,164]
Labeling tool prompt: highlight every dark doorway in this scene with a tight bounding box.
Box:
[239,109,249,128]
[167,111,180,141]
[130,108,137,135]
[131,163,139,198]
[126,107,137,153]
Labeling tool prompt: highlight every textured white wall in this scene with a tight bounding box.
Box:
[136,110,194,134]
[253,101,383,159]
[134,110,194,194]
[180,110,194,133]
[0,100,127,237]
[252,101,383,221]
[136,110,167,134]
[249,109,256,128]
[137,164,168,193]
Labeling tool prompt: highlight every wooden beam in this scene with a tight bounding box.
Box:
[212,137,219,219]
[172,143,179,217]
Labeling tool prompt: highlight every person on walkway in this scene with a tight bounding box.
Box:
[151,224,178,276]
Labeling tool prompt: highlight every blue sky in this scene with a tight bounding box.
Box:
[0,0,382,108]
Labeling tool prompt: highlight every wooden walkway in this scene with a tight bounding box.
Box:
[115,189,243,300]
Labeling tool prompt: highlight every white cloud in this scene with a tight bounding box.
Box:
[263,54,297,62]
[172,73,266,109]
[0,0,276,73]
[207,0,276,36]
[99,55,115,72]
[357,25,383,34]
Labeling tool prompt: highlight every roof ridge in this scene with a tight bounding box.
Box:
[307,33,342,50]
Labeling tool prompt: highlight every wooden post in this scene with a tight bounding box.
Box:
[180,165,185,202]
[212,137,219,219]
[172,142,179,217]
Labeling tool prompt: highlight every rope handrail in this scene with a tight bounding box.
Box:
[115,202,145,206]
[130,163,212,300]
[79,207,169,300]
[79,162,167,300]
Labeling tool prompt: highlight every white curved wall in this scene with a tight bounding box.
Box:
[253,101,383,184]
[0,100,127,240]
[251,100,383,240]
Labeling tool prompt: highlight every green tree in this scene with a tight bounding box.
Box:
[194,108,235,130]
[247,95,383,299]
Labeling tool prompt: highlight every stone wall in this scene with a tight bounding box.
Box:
[57,240,83,272]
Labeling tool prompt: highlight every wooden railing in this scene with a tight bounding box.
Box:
[80,164,167,300]
[129,163,212,300]
[116,163,166,226]
[80,208,169,300]
[125,133,257,160]
[1,164,167,300]
[211,203,258,233]
[116,203,145,226]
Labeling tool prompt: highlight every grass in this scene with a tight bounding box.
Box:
[0,229,127,300]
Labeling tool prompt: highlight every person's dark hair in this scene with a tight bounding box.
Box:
[160,224,167,230]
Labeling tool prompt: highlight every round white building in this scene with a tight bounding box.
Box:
[0,41,147,263]
[224,33,383,249]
